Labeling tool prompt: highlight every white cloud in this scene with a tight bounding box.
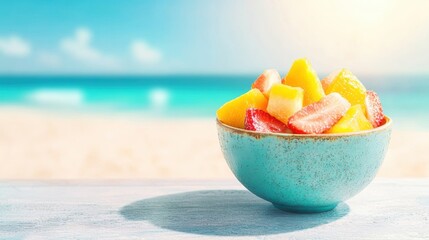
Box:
[60,28,119,67]
[0,36,31,57]
[38,52,61,67]
[131,40,162,64]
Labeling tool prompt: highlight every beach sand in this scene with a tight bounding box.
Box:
[0,107,427,179]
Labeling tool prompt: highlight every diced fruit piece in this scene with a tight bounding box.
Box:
[244,108,289,133]
[321,69,341,92]
[282,58,325,106]
[327,105,373,133]
[324,69,366,110]
[365,90,386,128]
[267,84,304,124]
[217,89,268,129]
[251,69,282,97]
[287,93,351,134]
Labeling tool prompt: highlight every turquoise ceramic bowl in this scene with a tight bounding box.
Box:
[217,118,392,213]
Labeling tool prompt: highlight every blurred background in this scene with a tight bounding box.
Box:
[0,0,428,179]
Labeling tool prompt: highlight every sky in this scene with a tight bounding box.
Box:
[0,0,428,75]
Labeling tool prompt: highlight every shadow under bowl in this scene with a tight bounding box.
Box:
[217,118,392,213]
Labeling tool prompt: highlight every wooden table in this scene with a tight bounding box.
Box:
[1,179,428,239]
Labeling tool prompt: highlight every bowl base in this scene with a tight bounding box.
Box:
[273,203,338,213]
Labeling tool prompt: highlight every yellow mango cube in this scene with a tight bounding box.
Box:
[327,105,373,133]
[216,89,268,128]
[325,69,367,111]
[282,58,325,106]
[267,84,304,124]
[321,69,341,92]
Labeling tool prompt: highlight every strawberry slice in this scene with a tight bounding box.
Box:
[287,93,351,134]
[244,108,289,133]
[365,90,386,128]
[251,69,281,97]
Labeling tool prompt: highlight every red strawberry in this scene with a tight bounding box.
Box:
[287,93,351,134]
[365,90,386,128]
[251,69,281,97]
[244,108,289,133]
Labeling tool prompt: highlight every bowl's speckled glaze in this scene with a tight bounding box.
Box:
[217,118,392,213]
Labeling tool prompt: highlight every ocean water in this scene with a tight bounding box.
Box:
[0,75,428,129]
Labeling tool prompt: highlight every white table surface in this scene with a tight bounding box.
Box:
[0,179,428,240]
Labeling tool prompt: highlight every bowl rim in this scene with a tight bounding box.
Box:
[217,116,392,138]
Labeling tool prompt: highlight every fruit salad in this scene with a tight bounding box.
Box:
[217,58,387,134]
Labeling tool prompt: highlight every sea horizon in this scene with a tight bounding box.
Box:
[0,75,428,129]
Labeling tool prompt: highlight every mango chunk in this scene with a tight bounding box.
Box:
[217,89,268,128]
[267,84,304,124]
[327,104,373,133]
[321,69,341,92]
[282,58,325,106]
[325,69,366,111]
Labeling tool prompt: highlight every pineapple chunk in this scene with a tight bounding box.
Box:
[327,104,373,133]
[267,84,304,124]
